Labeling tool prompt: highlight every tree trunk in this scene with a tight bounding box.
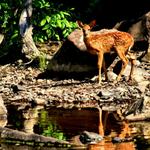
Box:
[19,0,40,61]
[0,34,4,45]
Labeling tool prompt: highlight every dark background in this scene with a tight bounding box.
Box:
[65,0,150,28]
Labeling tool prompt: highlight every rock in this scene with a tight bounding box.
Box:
[144,96,150,109]
[67,29,87,51]
[0,96,7,115]
[70,131,103,145]
[138,81,150,93]
[10,84,25,93]
[112,136,133,143]
[107,71,117,81]
[98,90,114,99]
[0,127,71,146]
[0,96,7,127]
[32,98,47,105]
[45,39,97,79]
[142,51,150,62]
[114,11,150,63]
[79,131,103,144]
[132,67,149,83]
[123,60,150,94]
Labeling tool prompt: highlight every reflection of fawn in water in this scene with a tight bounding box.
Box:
[88,141,135,150]
[98,108,131,138]
[92,108,135,150]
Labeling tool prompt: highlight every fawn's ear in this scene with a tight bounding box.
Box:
[89,20,96,28]
[77,20,84,28]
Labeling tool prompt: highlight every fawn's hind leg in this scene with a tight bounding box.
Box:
[116,50,128,81]
[102,59,108,81]
[127,52,136,81]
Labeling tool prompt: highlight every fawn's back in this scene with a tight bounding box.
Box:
[85,30,134,55]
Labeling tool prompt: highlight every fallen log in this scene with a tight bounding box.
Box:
[126,112,150,122]
[0,127,71,147]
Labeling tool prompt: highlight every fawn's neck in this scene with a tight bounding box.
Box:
[82,30,90,43]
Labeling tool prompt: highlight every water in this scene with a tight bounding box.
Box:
[0,105,150,150]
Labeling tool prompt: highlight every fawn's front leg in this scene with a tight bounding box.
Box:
[98,52,104,84]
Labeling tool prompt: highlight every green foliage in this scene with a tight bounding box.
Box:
[38,52,47,71]
[42,124,66,140]
[39,110,66,140]
[32,0,77,42]
[0,0,100,47]
[0,1,21,44]
[0,0,99,60]
[0,0,77,48]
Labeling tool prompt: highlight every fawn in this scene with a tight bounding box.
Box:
[77,20,135,84]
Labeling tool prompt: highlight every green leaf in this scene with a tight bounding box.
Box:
[46,16,51,23]
[51,23,57,28]
[46,29,51,37]
[42,24,50,30]
[38,38,44,43]
[62,11,70,16]
[65,21,71,28]
[63,32,69,38]
[11,31,18,40]
[55,34,60,40]
[60,11,64,18]
[56,20,62,28]
[70,8,75,10]
[11,34,18,39]
[38,1,43,8]
[40,19,46,26]
[44,36,48,40]
[56,14,61,20]
[58,133,64,140]
[61,22,65,29]
[45,2,50,8]
[62,29,67,35]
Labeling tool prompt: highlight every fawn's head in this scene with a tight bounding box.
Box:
[77,20,96,35]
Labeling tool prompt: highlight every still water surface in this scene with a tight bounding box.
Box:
[0,105,150,150]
